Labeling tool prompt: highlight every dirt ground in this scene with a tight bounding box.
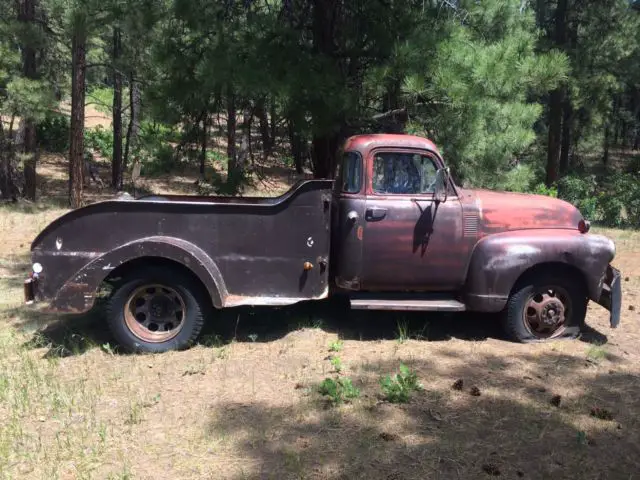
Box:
[0,160,639,479]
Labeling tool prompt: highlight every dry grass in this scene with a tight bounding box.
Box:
[1,169,640,479]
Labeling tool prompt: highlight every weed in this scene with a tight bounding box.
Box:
[586,344,607,363]
[328,340,344,352]
[318,377,360,405]
[125,402,143,425]
[396,319,409,344]
[380,363,424,403]
[330,356,343,373]
[200,333,224,348]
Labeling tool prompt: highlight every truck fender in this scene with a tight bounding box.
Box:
[51,236,227,313]
[463,230,616,313]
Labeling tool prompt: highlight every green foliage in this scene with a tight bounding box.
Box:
[330,356,343,373]
[557,172,640,227]
[36,112,70,153]
[85,126,113,160]
[328,340,343,352]
[380,364,423,404]
[317,377,360,405]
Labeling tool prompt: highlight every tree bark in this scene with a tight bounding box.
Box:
[19,0,38,201]
[200,111,208,175]
[545,0,568,186]
[269,100,277,149]
[123,73,141,187]
[603,122,610,165]
[226,85,239,187]
[255,98,272,157]
[111,27,123,188]
[311,133,341,179]
[559,100,572,175]
[69,27,87,208]
[288,116,304,174]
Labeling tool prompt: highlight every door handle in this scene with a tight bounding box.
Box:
[365,207,387,221]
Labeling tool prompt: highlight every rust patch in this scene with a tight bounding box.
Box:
[357,226,363,241]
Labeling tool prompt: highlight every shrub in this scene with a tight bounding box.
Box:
[36,112,70,153]
[380,363,423,404]
[318,377,360,405]
[85,126,113,160]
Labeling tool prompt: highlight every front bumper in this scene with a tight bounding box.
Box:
[597,265,622,328]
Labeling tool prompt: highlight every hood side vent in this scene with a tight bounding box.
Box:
[463,210,479,237]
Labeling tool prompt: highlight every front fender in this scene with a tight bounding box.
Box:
[464,230,616,312]
[49,236,227,313]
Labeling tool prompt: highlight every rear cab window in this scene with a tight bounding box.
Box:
[340,151,363,194]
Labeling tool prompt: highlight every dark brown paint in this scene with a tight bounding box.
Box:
[27,134,621,330]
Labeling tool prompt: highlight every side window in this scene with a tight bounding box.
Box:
[372,152,438,195]
[341,151,362,193]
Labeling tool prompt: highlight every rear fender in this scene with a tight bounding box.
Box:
[464,230,616,312]
[50,236,227,313]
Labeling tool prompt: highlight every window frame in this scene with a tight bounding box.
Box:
[367,148,443,198]
[339,150,364,195]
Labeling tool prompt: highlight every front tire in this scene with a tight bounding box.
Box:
[502,270,587,342]
[106,266,207,353]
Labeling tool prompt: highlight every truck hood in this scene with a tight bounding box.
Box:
[468,189,584,234]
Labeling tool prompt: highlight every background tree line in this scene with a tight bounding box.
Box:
[1,0,639,225]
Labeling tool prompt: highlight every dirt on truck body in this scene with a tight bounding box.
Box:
[24,134,622,353]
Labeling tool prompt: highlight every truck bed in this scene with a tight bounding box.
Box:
[30,179,335,311]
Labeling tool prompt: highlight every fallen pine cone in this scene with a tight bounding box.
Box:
[452,379,464,391]
[550,395,562,407]
[470,386,481,396]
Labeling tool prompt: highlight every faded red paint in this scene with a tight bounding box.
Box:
[468,189,584,235]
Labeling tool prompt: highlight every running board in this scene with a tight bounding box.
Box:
[349,293,466,312]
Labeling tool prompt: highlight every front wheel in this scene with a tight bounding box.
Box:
[502,271,587,342]
[106,266,208,353]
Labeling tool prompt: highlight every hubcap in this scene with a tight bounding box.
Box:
[523,286,571,338]
[124,284,186,343]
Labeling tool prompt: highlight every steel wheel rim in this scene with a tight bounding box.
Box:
[124,284,186,343]
[523,285,572,339]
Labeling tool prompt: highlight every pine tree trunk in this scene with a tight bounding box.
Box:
[200,111,208,176]
[545,0,568,186]
[311,133,341,179]
[559,100,572,175]
[269,101,277,149]
[111,27,123,188]
[123,73,141,188]
[255,98,272,157]
[226,86,238,187]
[603,122,610,165]
[19,0,38,201]
[288,117,304,174]
[69,28,86,208]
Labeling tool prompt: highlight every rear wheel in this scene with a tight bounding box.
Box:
[503,271,587,342]
[106,266,207,353]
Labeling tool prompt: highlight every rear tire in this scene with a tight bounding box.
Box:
[106,266,207,353]
[502,270,587,343]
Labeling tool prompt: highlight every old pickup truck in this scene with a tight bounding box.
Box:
[24,134,622,352]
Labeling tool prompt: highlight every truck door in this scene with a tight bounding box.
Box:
[360,150,465,291]
[331,151,366,290]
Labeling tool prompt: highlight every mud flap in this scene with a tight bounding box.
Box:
[24,277,36,305]
[597,265,622,328]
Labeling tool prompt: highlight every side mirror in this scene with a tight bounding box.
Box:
[434,167,449,203]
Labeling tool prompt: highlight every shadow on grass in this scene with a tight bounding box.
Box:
[13,302,112,358]
[11,293,609,359]
[205,353,640,480]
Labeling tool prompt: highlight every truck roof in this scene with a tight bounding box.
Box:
[343,134,441,157]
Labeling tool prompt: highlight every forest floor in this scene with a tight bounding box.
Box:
[1,149,640,479]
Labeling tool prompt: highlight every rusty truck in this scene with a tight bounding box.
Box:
[24,134,622,352]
